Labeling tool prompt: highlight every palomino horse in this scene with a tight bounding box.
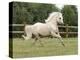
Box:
[22,12,65,46]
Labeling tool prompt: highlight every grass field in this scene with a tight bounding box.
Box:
[12,37,78,58]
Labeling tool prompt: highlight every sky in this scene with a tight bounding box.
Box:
[56,4,78,10]
[56,4,64,9]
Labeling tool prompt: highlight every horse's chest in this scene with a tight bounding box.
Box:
[49,25,58,32]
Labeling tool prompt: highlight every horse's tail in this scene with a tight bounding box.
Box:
[23,23,27,36]
[22,23,26,39]
[23,24,31,36]
[23,22,27,28]
[22,24,30,40]
[23,24,32,37]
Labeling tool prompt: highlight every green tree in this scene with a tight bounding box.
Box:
[61,5,78,26]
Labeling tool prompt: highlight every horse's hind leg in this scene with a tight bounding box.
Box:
[22,35,26,40]
[22,32,32,40]
[36,35,44,46]
[32,34,44,46]
[32,37,38,46]
[38,39,44,47]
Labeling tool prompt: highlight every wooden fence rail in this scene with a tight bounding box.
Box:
[9,24,78,37]
[9,24,78,28]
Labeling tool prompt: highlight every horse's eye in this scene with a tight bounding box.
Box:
[59,17,61,19]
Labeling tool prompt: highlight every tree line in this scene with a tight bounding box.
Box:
[13,2,78,26]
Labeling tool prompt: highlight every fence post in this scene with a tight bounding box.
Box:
[66,24,68,38]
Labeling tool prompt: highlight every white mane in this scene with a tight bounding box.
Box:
[45,12,62,23]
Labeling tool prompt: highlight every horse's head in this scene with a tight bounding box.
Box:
[56,12,64,24]
[45,12,64,25]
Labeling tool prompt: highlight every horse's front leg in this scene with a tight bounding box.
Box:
[51,32,65,47]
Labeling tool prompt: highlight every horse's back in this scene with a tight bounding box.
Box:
[32,22,50,36]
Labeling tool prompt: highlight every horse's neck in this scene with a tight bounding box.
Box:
[46,21,59,32]
[46,21,58,28]
[46,16,58,26]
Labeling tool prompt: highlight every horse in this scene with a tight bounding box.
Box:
[22,12,65,47]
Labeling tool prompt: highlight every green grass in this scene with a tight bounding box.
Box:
[12,37,78,58]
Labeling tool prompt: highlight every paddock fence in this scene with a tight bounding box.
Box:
[9,24,78,38]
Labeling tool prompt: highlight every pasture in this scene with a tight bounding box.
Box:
[12,37,78,58]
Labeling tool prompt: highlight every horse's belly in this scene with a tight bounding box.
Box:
[37,25,50,36]
[39,30,50,36]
